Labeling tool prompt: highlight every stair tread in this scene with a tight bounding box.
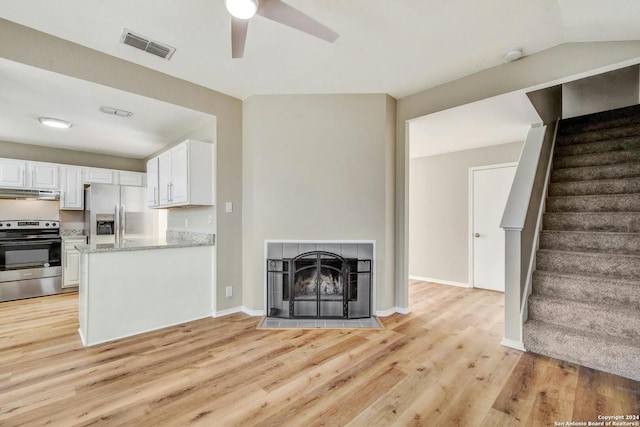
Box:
[551,162,640,174]
[534,268,640,282]
[537,248,640,258]
[524,319,640,349]
[529,293,640,315]
[524,319,640,381]
[540,229,640,237]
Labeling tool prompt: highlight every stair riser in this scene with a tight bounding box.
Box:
[558,105,640,135]
[555,137,640,158]
[528,297,640,341]
[543,213,640,233]
[523,320,640,381]
[554,150,640,169]
[537,251,640,279]
[551,163,640,182]
[548,178,640,196]
[539,232,640,254]
[557,124,640,146]
[532,272,640,310]
[545,194,640,212]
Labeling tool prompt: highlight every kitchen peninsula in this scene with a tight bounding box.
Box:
[76,231,215,347]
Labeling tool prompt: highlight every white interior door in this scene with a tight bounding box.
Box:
[471,164,517,292]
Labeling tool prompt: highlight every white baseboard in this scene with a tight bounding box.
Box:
[409,275,470,288]
[242,307,266,317]
[375,307,411,317]
[212,306,244,318]
[501,337,526,352]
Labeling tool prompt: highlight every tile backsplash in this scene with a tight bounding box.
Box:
[0,199,60,221]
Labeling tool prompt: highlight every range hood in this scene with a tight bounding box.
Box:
[0,188,60,200]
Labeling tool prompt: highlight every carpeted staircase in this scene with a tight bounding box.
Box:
[523,104,640,381]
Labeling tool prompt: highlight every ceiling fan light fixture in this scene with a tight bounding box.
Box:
[225,0,258,19]
[38,117,72,129]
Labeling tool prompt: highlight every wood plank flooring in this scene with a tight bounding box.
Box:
[0,280,637,426]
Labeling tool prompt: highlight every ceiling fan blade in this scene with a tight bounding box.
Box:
[231,17,249,58]
[256,0,339,43]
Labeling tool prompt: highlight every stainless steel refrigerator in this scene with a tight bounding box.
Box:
[84,184,153,245]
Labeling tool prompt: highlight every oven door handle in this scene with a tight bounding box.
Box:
[0,239,61,246]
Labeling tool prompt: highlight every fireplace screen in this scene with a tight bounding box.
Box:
[267,251,372,319]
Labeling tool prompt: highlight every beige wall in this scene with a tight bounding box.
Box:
[0,140,144,171]
[563,65,640,118]
[0,19,243,312]
[409,141,523,284]
[397,41,640,310]
[242,94,397,312]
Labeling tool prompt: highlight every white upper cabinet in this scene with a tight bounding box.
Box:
[0,159,59,190]
[28,162,59,189]
[60,166,84,210]
[118,171,145,187]
[147,139,214,208]
[0,159,26,188]
[83,167,115,184]
[146,157,159,207]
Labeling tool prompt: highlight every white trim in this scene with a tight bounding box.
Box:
[409,275,469,288]
[395,306,411,315]
[242,307,266,317]
[468,162,519,289]
[375,306,411,317]
[501,337,526,352]
[77,328,87,347]
[264,239,377,318]
[213,306,244,318]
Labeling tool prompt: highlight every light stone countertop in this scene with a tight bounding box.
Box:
[74,231,214,254]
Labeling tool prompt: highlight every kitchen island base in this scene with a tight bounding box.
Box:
[78,242,214,347]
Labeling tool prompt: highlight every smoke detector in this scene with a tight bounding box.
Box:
[120,29,176,60]
[503,48,523,62]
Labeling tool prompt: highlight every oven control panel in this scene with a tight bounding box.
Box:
[0,220,59,229]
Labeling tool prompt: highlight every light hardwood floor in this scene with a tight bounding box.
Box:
[0,280,637,426]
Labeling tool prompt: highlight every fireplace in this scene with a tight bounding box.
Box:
[266,245,372,319]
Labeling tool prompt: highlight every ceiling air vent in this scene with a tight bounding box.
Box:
[120,29,175,60]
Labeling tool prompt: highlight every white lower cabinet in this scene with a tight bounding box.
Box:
[62,237,86,288]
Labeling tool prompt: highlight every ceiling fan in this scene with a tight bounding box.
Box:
[224,0,339,58]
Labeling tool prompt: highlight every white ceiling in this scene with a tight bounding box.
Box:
[0,1,639,159]
[409,92,542,159]
[0,59,214,159]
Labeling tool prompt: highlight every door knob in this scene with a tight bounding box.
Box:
[475,233,480,238]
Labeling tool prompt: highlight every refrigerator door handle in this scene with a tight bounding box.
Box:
[114,204,120,244]
[121,204,126,242]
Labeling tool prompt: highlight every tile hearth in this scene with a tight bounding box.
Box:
[258,317,383,330]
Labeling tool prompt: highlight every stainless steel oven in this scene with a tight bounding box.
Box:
[0,220,65,302]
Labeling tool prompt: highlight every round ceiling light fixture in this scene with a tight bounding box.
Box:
[503,48,523,62]
[225,0,258,19]
[38,117,72,129]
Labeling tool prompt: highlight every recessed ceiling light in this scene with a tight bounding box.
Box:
[38,117,72,129]
[225,0,258,19]
[503,48,523,62]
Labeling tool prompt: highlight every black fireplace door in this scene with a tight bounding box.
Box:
[291,252,347,319]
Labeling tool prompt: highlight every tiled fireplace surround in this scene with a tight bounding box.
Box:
[264,240,376,319]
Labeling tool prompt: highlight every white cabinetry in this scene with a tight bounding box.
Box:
[118,171,145,187]
[60,166,84,210]
[83,168,115,184]
[0,159,59,189]
[146,157,159,207]
[0,158,26,188]
[27,162,59,189]
[62,236,86,288]
[147,139,213,208]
